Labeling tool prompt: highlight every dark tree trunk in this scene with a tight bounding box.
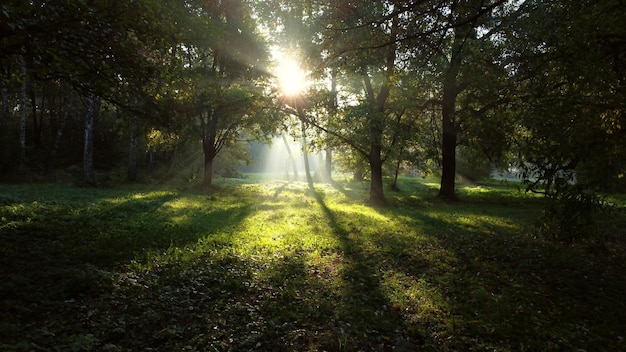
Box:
[19,60,27,171]
[369,144,385,204]
[367,111,386,204]
[147,149,154,176]
[362,79,387,204]
[201,109,220,188]
[439,86,458,200]
[438,4,477,200]
[30,86,42,148]
[1,77,9,173]
[360,23,395,204]
[83,93,96,185]
[202,134,217,187]
[204,150,214,187]
[47,97,70,172]
[438,29,466,201]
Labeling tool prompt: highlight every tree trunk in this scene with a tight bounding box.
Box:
[300,114,314,189]
[369,144,385,204]
[367,110,386,203]
[324,149,332,182]
[282,133,299,180]
[353,167,364,182]
[362,77,387,203]
[1,77,10,173]
[392,159,401,190]
[19,60,27,171]
[361,23,395,204]
[30,86,42,148]
[438,4,476,200]
[128,115,138,182]
[204,150,214,187]
[47,97,70,172]
[83,93,96,185]
[202,134,217,187]
[325,66,337,183]
[439,86,458,200]
[147,149,154,176]
[202,108,221,187]
[438,31,465,201]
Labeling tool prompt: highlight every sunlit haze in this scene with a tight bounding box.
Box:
[261,136,320,180]
[272,49,310,96]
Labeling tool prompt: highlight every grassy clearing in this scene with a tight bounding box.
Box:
[1,178,625,351]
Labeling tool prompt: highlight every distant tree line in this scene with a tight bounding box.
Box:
[1,0,625,204]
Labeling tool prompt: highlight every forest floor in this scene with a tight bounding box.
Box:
[1,177,625,351]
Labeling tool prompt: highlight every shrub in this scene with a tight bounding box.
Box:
[537,186,614,245]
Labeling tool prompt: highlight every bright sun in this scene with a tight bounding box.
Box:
[273,50,310,97]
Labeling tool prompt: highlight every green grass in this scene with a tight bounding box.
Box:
[1,179,625,351]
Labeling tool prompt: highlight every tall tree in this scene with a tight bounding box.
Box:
[267,0,508,203]
[430,0,511,199]
[173,0,273,187]
[299,0,406,204]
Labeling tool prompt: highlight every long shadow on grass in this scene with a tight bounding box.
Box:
[311,190,425,351]
[1,190,176,299]
[329,179,369,200]
[376,196,626,351]
[0,187,256,349]
[301,186,625,351]
[1,189,253,281]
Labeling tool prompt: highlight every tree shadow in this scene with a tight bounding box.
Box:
[328,179,370,202]
[309,189,425,350]
[371,195,626,351]
[0,186,255,349]
[3,183,624,351]
[74,252,264,351]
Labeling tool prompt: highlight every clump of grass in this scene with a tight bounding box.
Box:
[1,179,625,351]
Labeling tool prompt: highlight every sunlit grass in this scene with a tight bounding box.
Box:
[1,179,625,351]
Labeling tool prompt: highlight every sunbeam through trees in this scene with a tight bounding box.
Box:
[1,1,626,351]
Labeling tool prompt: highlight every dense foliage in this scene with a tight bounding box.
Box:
[1,1,625,201]
[0,0,276,186]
